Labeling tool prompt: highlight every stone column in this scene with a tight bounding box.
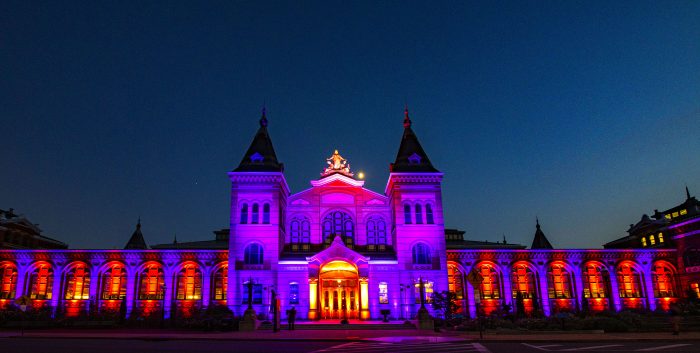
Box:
[125,266,137,317]
[643,264,657,311]
[201,270,211,308]
[88,264,100,312]
[50,265,63,315]
[465,279,476,318]
[14,264,27,299]
[572,265,584,310]
[500,264,513,307]
[537,267,551,316]
[163,270,174,319]
[607,268,622,311]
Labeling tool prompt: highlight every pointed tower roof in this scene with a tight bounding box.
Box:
[124,218,148,250]
[233,108,284,172]
[390,107,439,173]
[530,218,553,249]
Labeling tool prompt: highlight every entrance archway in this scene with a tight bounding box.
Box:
[319,260,359,319]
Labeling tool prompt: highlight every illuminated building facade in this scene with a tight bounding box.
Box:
[0,110,699,320]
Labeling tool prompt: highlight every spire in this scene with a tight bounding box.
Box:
[125,219,148,250]
[390,107,438,173]
[531,218,553,249]
[686,185,691,200]
[234,108,283,172]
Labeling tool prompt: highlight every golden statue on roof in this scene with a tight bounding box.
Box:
[322,149,353,177]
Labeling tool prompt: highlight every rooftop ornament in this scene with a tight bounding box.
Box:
[322,149,353,177]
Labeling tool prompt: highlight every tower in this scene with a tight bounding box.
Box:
[227,109,289,314]
[385,107,447,311]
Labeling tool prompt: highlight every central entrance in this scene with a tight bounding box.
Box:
[319,260,359,319]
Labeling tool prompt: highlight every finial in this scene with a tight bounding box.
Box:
[536,217,540,229]
[136,217,141,230]
[686,185,691,200]
[503,234,507,244]
[173,233,178,245]
[403,105,412,128]
[260,105,268,127]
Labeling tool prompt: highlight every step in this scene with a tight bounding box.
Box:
[258,323,417,330]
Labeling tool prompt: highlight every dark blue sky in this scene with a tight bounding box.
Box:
[2,1,699,249]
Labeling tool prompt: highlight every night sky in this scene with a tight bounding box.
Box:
[2,1,699,249]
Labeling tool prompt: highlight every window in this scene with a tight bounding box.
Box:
[379,282,388,304]
[240,203,248,224]
[448,265,464,300]
[101,264,127,300]
[322,211,354,248]
[680,209,688,216]
[415,204,423,224]
[366,217,387,251]
[242,282,263,304]
[262,203,270,224]
[672,211,679,218]
[617,263,643,298]
[652,263,675,298]
[289,217,311,251]
[0,264,18,299]
[658,233,664,243]
[176,264,202,300]
[414,280,434,304]
[425,204,434,224]
[665,214,672,220]
[547,264,572,299]
[29,264,53,300]
[289,283,299,304]
[64,264,90,300]
[213,265,228,301]
[582,263,607,298]
[692,283,700,298]
[412,243,431,265]
[138,264,165,300]
[511,264,536,299]
[244,244,264,265]
[641,237,647,247]
[476,264,500,299]
[404,204,412,224]
[251,203,259,224]
[650,235,656,245]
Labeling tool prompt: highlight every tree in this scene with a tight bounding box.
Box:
[431,291,461,323]
[515,291,525,318]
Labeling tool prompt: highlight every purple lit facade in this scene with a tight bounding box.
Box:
[1,110,699,321]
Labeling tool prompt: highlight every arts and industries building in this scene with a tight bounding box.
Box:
[1,110,699,321]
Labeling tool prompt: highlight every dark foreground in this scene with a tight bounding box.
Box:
[2,338,698,353]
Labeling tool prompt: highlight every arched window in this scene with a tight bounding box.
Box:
[649,234,656,245]
[0,264,18,299]
[28,264,53,300]
[101,263,126,300]
[244,244,264,265]
[641,237,647,247]
[652,262,676,298]
[415,204,423,224]
[366,216,387,251]
[176,264,202,300]
[425,204,434,224]
[404,204,412,224]
[138,264,165,300]
[448,264,464,300]
[251,203,259,224]
[617,263,643,298]
[64,264,90,300]
[262,203,270,224]
[582,263,608,298]
[412,243,431,265]
[476,263,500,299]
[511,264,536,299]
[290,217,311,251]
[213,265,228,301]
[240,203,248,224]
[322,211,354,248]
[658,232,664,243]
[547,263,572,299]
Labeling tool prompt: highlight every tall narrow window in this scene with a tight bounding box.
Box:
[477,264,500,299]
[641,237,647,247]
[289,283,299,304]
[425,204,434,224]
[378,282,388,304]
[101,264,127,300]
[251,203,259,224]
[412,243,431,265]
[0,264,18,299]
[511,264,536,299]
[658,233,664,243]
[213,265,228,301]
[242,282,263,304]
[404,204,412,224]
[582,263,607,298]
[29,264,53,300]
[366,217,387,251]
[448,265,464,300]
[289,218,311,251]
[240,203,248,224]
[649,235,656,245]
[176,264,202,300]
[547,264,572,299]
[652,263,675,297]
[415,204,423,224]
[244,244,264,265]
[138,264,165,300]
[617,263,643,298]
[262,203,270,224]
[64,264,90,300]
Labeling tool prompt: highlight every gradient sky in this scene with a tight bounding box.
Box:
[2,1,699,249]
